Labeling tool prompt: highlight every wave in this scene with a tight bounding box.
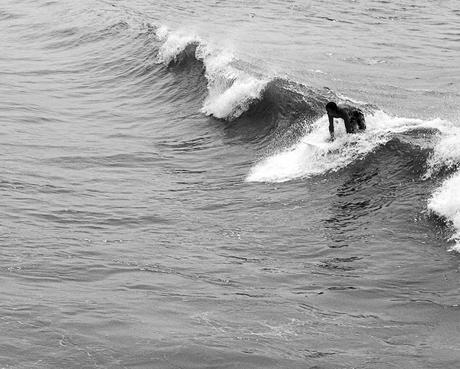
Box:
[152,25,460,251]
[154,26,331,124]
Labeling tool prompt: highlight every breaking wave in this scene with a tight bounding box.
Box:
[155,26,268,120]
[152,24,460,252]
[153,26,331,124]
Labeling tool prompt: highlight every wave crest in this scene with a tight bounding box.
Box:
[154,27,268,120]
[155,27,201,65]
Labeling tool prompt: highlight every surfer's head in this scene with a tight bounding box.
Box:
[326,101,338,113]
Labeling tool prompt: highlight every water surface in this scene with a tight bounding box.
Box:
[1,0,460,368]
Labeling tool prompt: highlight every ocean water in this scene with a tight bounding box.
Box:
[1,0,460,368]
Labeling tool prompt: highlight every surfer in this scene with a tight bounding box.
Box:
[326,102,366,141]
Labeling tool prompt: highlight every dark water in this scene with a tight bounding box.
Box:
[1,0,460,368]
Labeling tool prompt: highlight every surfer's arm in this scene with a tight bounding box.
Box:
[328,115,335,140]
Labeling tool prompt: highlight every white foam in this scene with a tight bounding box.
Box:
[428,172,460,251]
[246,110,446,183]
[155,25,169,41]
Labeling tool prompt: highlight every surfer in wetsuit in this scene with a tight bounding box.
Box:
[326,102,366,141]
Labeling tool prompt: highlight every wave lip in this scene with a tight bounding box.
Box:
[201,73,267,120]
[197,45,268,120]
[155,26,201,65]
[154,27,269,121]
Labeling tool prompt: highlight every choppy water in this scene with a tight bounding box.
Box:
[1,0,460,368]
